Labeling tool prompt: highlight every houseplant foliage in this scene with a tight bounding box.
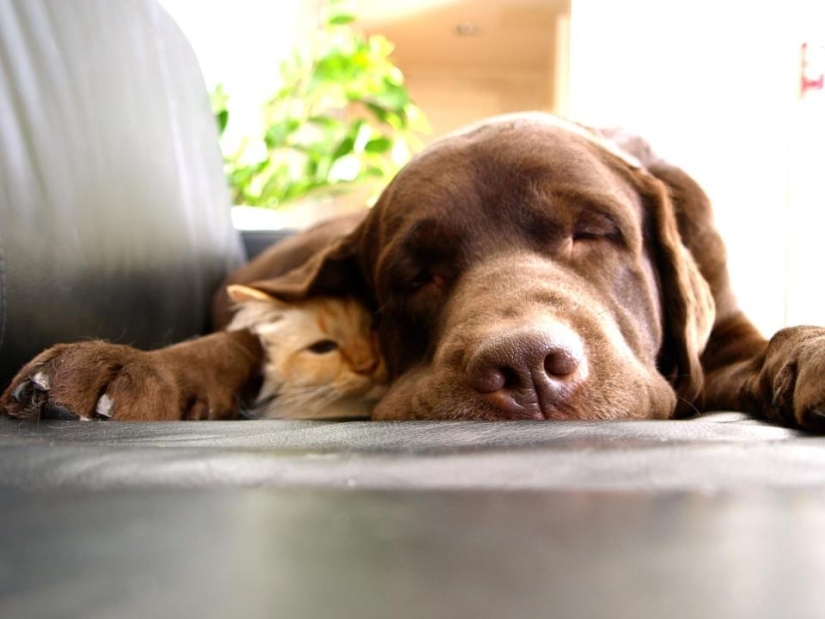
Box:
[212,0,428,209]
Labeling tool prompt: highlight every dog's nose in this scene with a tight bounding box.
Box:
[466,324,586,419]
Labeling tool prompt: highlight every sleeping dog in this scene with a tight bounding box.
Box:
[3,113,825,431]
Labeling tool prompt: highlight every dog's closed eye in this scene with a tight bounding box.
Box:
[407,270,447,294]
[572,214,623,245]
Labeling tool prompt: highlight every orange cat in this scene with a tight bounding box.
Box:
[226,285,388,419]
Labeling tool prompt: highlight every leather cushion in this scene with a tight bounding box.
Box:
[0,0,243,386]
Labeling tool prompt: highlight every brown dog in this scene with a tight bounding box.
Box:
[3,114,825,429]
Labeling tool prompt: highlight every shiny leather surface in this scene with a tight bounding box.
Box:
[0,0,243,386]
[241,229,298,261]
[0,413,812,491]
[4,487,825,619]
[2,414,825,618]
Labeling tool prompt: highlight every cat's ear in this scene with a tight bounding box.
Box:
[226,285,276,303]
[226,284,296,309]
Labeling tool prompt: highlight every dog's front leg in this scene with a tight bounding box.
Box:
[701,316,825,432]
[1,330,264,421]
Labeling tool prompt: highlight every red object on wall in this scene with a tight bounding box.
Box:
[801,42,824,96]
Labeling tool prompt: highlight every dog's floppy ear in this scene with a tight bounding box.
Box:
[247,226,370,303]
[211,214,371,330]
[642,175,716,416]
[600,128,717,416]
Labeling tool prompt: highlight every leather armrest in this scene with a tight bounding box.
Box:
[0,0,244,386]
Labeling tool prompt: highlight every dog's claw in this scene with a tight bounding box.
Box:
[94,394,114,419]
[30,371,51,392]
[41,400,81,421]
[803,408,825,433]
[10,380,30,402]
[4,379,46,419]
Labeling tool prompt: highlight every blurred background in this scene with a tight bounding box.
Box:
[159,0,824,338]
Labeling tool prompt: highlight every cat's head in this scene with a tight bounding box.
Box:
[227,285,387,419]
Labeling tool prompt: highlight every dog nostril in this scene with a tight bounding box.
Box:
[469,367,507,394]
[544,349,580,377]
[464,324,587,418]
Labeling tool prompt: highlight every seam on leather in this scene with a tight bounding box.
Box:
[0,226,6,356]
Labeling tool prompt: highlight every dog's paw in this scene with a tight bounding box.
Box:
[1,341,186,421]
[762,326,825,432]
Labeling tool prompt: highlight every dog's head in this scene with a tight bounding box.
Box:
[255,114,715,420]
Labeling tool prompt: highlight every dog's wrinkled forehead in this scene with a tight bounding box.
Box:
[434,112,642,170]
[367,111,649,257]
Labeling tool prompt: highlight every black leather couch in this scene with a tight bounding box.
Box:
[2,2,825,618]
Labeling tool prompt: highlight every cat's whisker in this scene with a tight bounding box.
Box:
[278,385,336,395]
[274,386,338,418]
[306,391,345,416]
[277,390,332,408]
[303,390,346,417]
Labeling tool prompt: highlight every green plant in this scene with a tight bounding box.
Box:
[212,0,428,209]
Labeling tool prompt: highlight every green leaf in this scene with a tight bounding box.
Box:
[364,136,392,154]
[283,179,326,203]
[215,109,228,135]
[373,83,409,109]
[364,165,386,178]
[364,101,390,124]
[331,135,356,161]
[329,13,356,26]
[308,115,344,130]
[264,119,300,148]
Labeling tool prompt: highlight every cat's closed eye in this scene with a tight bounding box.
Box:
[306,339,339,354]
